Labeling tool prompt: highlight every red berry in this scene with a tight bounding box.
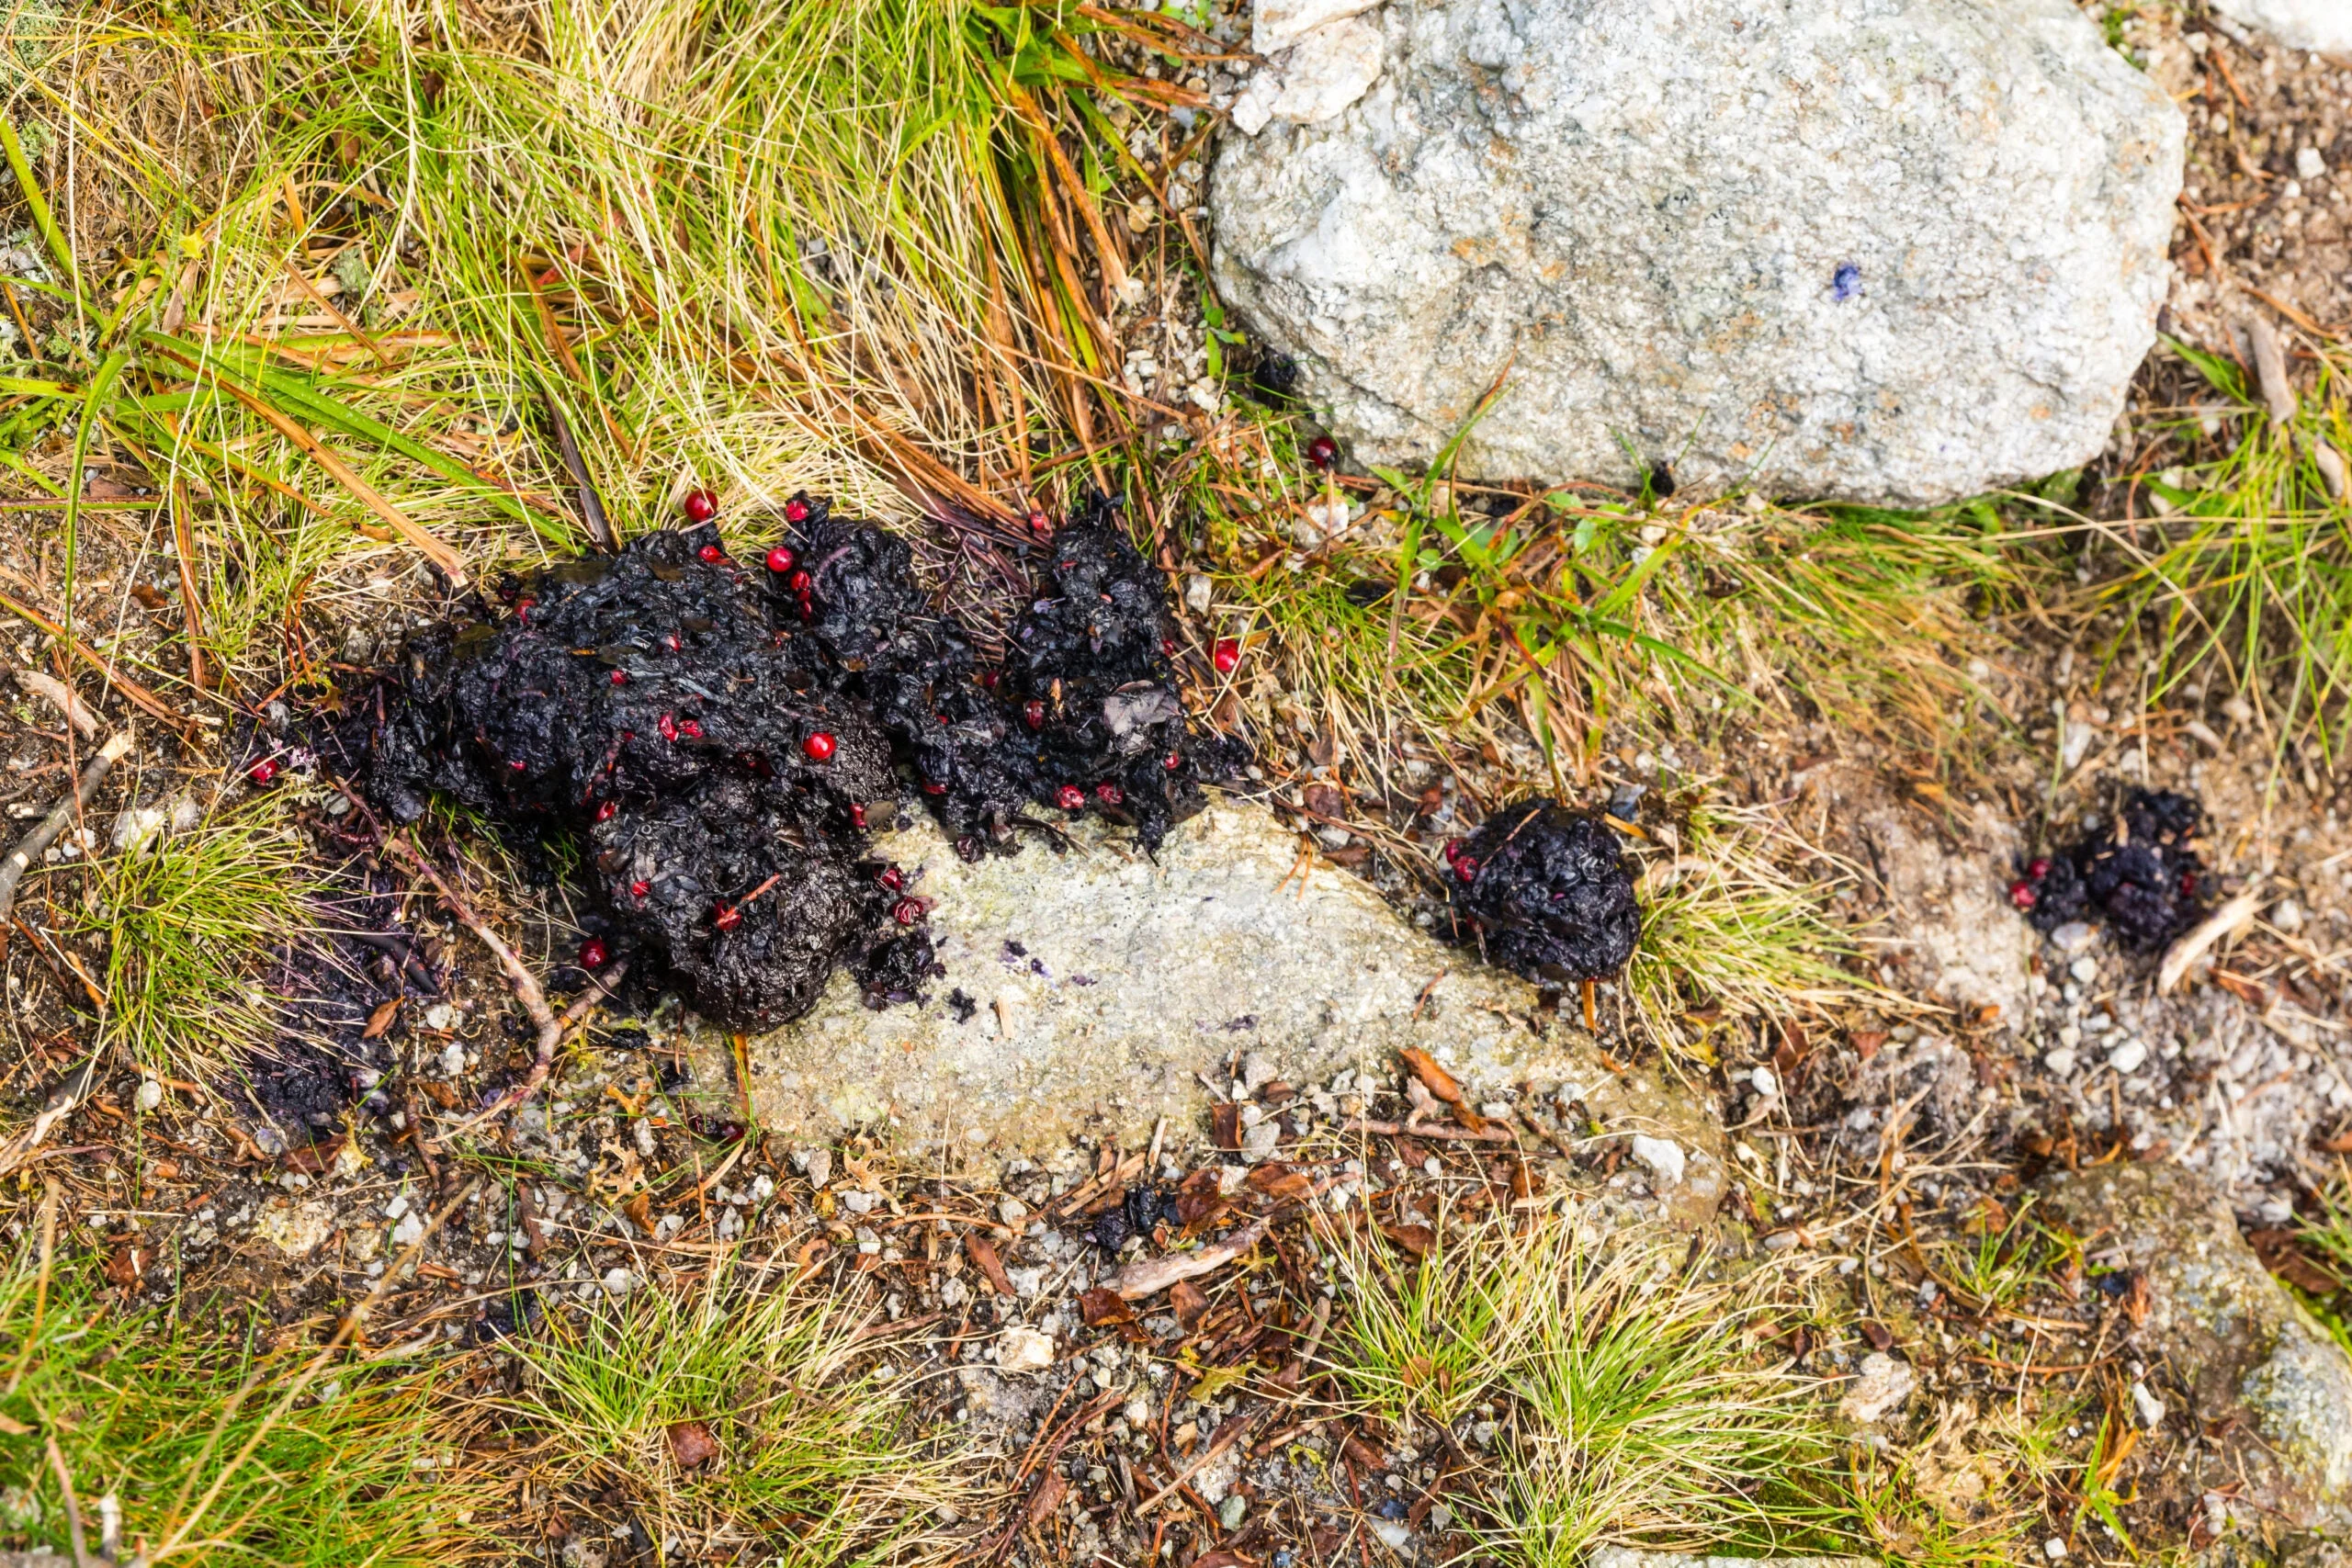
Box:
[697,544,727,565]
[1165,752,1182,771]
[892,897,924,925]
[1442,839,1463,863]
[785,497,810,523]
[878,867,904,892]
[683,489,718,523]
[850,804,868,829]
[515,598,536,623]
[1454,855,1479,883]
[659,713,680,742]
[1027,509,1051,536]
[678,718,703,739]
[595,799,618,823]
[1213,638,1241,674]
[803,731,837,761]
[1095,782,1124,806]
[2008,880,2037,911]
[609,668,628,685]
[510,758,527,771]
[1056,784,1086,810]
[247,757,280,784]
[1023,699,1046,730]
[766,545,797,574]
[630,879,650,898]
[788,570,812,594]
[922,780,946,795]
[714,902,742,931]
[663,633,683,652]
[2027,858,2052,878]
[578,938,609,969]
[2180,872,2198,896]
[1307,434,1339,470]
[1160,638,1177,657]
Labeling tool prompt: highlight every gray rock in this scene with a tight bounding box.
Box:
[2037,1163,2352,1529]
[2211,0,2352,58]
[1210,0,2184,505]
[689,801,1719,1214]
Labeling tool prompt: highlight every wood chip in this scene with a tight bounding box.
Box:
[1111,1216,1270,1301]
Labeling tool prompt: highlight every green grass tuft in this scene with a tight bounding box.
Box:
[62,795,317,1080]
[480,1252,966,1562]
[0,1242,464,1566]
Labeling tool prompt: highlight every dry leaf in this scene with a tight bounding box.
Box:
[665,1419,718,1469]
[966,1231,1015,1296]
[1170,1279,1211,1331]
[361,997,401,1039]
[1079,1287,1136,1327]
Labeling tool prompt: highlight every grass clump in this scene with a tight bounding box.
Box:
[3,0,1172,694]
[61,796,317,1080]
[480,1253,963,1563]
[1324,1203,1854,1564]
[2096,337,2352,753]
[1626,794,1867,1054]
[0,1241,462,1565]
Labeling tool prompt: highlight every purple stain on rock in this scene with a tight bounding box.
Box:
[1832,263,1861,302]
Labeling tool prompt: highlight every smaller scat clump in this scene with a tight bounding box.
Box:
[1444,798,1641,985]
[345,492,1235,1029]
[2012,789,2207,953]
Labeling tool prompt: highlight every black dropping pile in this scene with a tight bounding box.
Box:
[2015,789,2207,953]
[345,494,1234,1030]
[865,494,1219,857]
[1446,799,1641,986]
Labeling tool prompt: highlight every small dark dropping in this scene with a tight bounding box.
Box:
[2011,788,2206,953]
[1446,799,1641,986]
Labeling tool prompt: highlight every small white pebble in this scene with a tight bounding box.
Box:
[2045,1538,2067,1562]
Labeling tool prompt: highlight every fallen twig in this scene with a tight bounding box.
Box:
[1112,1216,1270,1300]
[1135,1405,1265,1514]
[2158,882,2266,995]
[0,729,133,932]
[1343,1117,1514,1145]
[382,834,626,1131]
[16,670,94,739]
[0,1055,106,1182]
[2247,314,2296,427]
[0,592,188,736]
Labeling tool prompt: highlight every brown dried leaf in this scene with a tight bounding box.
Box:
[966,1231,1015,1296]
[665,1419,718,1470]
[1079,1287,1136,1327]
[1211,1101,1241,1152]
[622,1190,656,1235]
[1170,1279,1211,1331]
[1399,1047,1488,1134]
[282,1136,346,1176]
[361,997,402,1039]
[1023,1471,1067,1527]
[102,1243,144,1288]
[1381,1223,1434,1258]
[1246,1162,1311,1204]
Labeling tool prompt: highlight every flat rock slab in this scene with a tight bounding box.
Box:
[2038,1162,2352,1529]
[686,800,1719,1213]
[1211,0,2184,506]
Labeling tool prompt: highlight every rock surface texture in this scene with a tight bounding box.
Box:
[694,800,1721,1220]
[2212,0,2352,58]
[1211,0,2186,505]
[2038,1162,2352,1529]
